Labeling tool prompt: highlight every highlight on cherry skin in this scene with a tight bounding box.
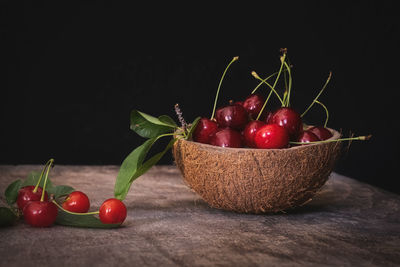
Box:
[254,123,290,149]
[62,191,90,213]
[99,198,127,224]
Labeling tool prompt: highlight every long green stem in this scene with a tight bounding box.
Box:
[40,159,54,202]
[255,54,286,120]
[251,71,284,105]
[283,61,292,107]
[301,71,332,118]
[52,200,100,215]
[210,56,239,120]
[33,159,52,193]
[315,100,329,128]
[290,135,372,145]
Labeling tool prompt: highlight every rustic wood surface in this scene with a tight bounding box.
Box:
[0,165,399,267]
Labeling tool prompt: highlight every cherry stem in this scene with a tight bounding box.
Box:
[210,56,239,120]
[40,159,54,202]
[255,53,287,120]
[314,100,329,128]
[52,200,100,215]
[290,135,372,145]
[301,71,332,118]
[282,61,292,107]
[33,159,53,193]
[251,71,284,105]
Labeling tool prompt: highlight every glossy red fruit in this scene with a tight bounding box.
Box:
[267,107,302,139]
[215,104,248,130]
[62,191,90,213]
[242,94,265,119]
[193,118,218,144]
[254,124,289,149]
[308,126,333,140]
[297,131,320,144]
[23,201,58,227]
[17,186,49,211]
[209,128,243,148]
[99,198,127,224]
[243,120,266,148]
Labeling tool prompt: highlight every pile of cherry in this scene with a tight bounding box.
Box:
[193,98,333,149]
[5,159,127,227]
[192,55,335,149]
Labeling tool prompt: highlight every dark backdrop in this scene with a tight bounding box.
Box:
[2,1,399,194]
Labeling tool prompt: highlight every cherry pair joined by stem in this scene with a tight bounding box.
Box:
[23,159,58,227]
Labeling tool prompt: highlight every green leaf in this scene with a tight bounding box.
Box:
[0,207,18,227]
[186,116,201,140]
[4,180,22,205]
[130,110,176,138]
[22,171,54,190]
[158,115,178,127]
[114,136,176,200]
[55,209,120,229]
[47,185,75,199]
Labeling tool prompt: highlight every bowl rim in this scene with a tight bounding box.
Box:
[179,127,341,152]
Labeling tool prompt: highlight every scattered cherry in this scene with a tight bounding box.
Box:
[267,107,302,139]
[62,191,90,213]
[254,124,289,149]
[99,198,127,224]
[242,94,265,120]
[193,118,218,144]
[297,130,320,144]
[23,200,58,227]
[308,126,333,140]
[243,120,266,148]
[215,104,248,130]
[209,128,243,148]
[17,186,48,211]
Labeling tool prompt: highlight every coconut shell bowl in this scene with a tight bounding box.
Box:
[172,128,342,214]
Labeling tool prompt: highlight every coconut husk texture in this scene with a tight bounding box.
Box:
[173,128,342,214]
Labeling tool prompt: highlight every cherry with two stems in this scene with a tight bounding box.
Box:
[16,160,51,211]
[23,159,58,227]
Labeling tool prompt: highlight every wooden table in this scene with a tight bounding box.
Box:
[0,165,399,266]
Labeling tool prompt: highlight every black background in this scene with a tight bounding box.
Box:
[1,1,399,193]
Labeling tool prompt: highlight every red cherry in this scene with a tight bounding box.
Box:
[23,201,58,227]
[254,124,289,149]
[209,128,243,148]
[215,104,248,130]
[17,186,49,211]
[297,130,320,144]
[242,94,265,119]
[99,198,127,224]
[308,126,333,140]
[62,191,90,213]
[243,120,266,148]
[267,107,302,139]
[193,118,218,144]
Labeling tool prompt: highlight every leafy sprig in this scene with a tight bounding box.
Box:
[114,109,199,201]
